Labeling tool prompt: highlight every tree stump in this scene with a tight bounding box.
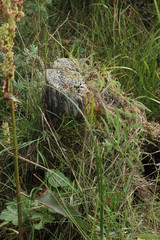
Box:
[45,58,89,120]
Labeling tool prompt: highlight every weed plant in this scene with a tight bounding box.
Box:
[1,0,160,239]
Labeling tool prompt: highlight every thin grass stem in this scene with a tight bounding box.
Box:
[10,84,23,240]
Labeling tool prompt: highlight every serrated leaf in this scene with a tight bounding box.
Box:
[0,195,31,226]
[31,209,55,230]
[34,221,43,230]
[0,202,18,226]
[33,218,53,230]
[42,214,54,223]
[31,212,44,220]
[46,170,71,188]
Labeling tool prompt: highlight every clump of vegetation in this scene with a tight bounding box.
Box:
[0,0,160,239]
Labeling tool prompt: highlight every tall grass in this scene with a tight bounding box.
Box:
[44,0,160,119]
[1,0,160,239]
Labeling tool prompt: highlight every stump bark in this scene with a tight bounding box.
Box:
[45,58,89,120]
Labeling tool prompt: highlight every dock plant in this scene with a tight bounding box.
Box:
[0,0,24,239]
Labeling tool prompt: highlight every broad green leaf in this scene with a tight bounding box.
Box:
[31,212,44,220]
[0,195,32,226]
[0,202,18,226]
[31,211,55,230]
[34,221,43,230]
[36,190,90,232]
[37,190,80,217]
[46,169,71,188]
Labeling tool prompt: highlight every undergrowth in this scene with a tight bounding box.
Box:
[1,0,160,239]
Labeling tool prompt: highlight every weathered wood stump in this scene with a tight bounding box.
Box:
[45,58,89,120]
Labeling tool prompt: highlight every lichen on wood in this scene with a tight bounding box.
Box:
[46,58,89,119]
